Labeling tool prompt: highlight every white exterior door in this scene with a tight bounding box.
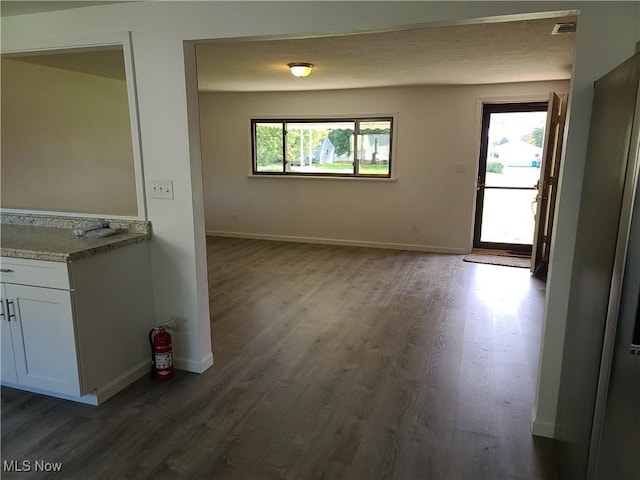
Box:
[531,92,566,274]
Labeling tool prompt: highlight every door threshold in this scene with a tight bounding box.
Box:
[472,248,531,259]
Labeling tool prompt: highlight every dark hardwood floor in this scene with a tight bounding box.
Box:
[1,237,557,479]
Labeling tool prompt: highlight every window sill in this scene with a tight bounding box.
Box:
[247,174,398,182]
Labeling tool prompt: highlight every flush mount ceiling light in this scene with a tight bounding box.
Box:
[288,62,314,78]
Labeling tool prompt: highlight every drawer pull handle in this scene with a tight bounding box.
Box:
[0,269,14,273]
[7,300,15,321]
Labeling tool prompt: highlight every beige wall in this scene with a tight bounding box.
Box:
[200,80,570,252]
[1,57,137,217]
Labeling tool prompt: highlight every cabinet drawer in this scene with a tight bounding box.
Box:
[0,257,69,290]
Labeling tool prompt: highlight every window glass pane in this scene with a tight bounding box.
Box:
[286,122,355,174]
[485,111,547,187]
[252,118,392,177]
[255,122,284,173]
[357,120,391,176]
[480,188,537,244]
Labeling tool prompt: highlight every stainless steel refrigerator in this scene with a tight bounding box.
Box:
[554,52,640,478]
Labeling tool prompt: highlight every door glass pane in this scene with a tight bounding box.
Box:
[286,121,354,174]
[357,120,391,176]
[255,123,284,173]
[485,111,547,188]
[480,189,538,245]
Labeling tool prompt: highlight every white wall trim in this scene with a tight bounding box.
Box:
[95,361,149,404]
[0,382,99,406]
[1,31,130,55]
[1,30,147,222]
[207,230,469,254]
[531,407,557,438]
[1,360,150,406]
[246,175,399,182]
[174,352,214,374]
[468,91,555,249]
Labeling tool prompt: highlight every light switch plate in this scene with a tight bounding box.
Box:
[150,179,174,199]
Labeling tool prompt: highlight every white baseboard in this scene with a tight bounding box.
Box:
[174,352,214,373]
[207,230,468,255]
[0,357,215,405]
[95,361,150,404]
[2,361,153,406]
[531,411,556,438]
[1,381,99,405]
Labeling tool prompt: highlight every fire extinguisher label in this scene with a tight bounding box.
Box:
[155,352,172,369]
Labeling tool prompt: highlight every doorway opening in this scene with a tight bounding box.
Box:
[473,102,549,254]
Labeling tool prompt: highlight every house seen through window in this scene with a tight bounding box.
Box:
[252,118,393,177]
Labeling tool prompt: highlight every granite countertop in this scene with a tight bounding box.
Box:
[1,214,152,262]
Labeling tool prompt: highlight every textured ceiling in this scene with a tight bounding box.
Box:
[1,13,576,92]
[196,16,577,92]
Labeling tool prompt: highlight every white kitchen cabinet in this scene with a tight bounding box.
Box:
[1,283,81,396]
[0,241,154,405]
[0,293,17,385]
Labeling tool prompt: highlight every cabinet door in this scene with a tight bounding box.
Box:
[0,285,18,385]
[4,284,81,396]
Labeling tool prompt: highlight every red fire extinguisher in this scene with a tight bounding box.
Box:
[149,327,174,381]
